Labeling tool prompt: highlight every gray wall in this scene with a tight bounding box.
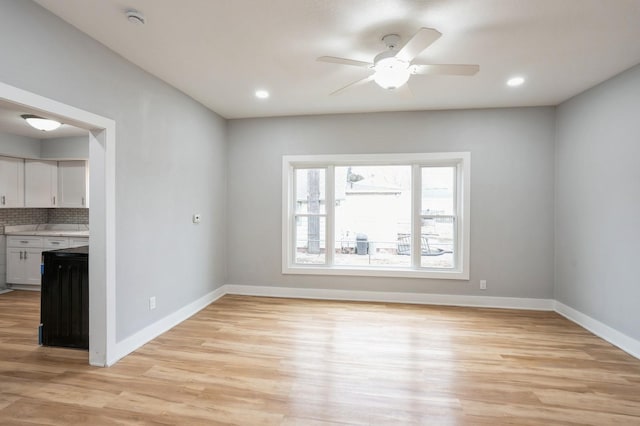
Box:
[0,130,41,158]
[0,132,88,159]
[40,136,88,159]
[0,0,227,340]
[555,64,640,341]
[227,107,556,299]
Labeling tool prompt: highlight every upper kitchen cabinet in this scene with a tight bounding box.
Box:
[58,160,88,208]
[25,160,58,207]
[0,156,24,208]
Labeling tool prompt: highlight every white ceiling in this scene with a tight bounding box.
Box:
[34,0,640,119]
[0,100,88,139]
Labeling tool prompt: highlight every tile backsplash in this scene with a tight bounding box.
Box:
[0,208,89,234]
[0,209,48,228]
[48,208,89,224]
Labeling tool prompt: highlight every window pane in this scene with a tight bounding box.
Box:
[420,217,455,268]
[295,168,326,214]
[421,167,455,268]
[334,165,411,267]
[421,167,455,215]
[295,216,326,264]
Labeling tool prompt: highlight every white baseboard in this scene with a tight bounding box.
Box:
[7,285,40,291]
[223,284,555,311]
[554,301,640,360]
[0,288,12,295]
[103,284,639,366]
[109,286,226,366]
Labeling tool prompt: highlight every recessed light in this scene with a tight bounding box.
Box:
[255,90,269,99]
[507,76,525,87]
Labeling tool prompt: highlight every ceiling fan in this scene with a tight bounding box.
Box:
[318,28,479,95]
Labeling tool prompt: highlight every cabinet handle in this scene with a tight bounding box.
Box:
[82,197,85,206]
[20,241,29,244]
[1,195,5,205]
[53,196,56,205]
[20,251,23,260]
[51,242,60,245]
[24,251,28,259]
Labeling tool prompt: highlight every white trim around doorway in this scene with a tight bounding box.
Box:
[0,81,116,367]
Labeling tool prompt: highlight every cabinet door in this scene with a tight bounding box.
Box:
[6,248,42,285]
[58,161,88,208]
[25,160,58,207]
[6,248,26,284]
[0,156,24,208]
[24,249,43,286]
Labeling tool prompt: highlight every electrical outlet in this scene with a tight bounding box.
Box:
[193,213,201,224]
[149,296,156,310]
[480,280,487,290]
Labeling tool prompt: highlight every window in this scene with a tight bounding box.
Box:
[282,153,470,279]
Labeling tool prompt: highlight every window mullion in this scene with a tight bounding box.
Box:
[412,164,421,269]
[290,166,297,267]
[454,163,460,270]
[326,165,335,266]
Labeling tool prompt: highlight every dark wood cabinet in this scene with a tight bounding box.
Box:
[40,246,89,350]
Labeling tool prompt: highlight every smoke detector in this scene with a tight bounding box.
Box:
[125,9,145,25]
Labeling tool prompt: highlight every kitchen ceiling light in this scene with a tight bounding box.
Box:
[21,114,62,132]
[507,76,525,87]
[255,90,269,99]
[373,57,411,90]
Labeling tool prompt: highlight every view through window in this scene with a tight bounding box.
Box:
[284,153,470,279]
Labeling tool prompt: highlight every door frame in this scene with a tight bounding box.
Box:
[0,81,116,366]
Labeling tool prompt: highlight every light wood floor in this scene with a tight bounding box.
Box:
[1,291,640,425]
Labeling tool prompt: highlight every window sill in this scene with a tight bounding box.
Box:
[282,265,469,280]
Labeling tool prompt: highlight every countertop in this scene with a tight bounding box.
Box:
[4,224,89,238]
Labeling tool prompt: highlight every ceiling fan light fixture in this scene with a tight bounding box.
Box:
[21,114,62,132]
[373,57,410,90]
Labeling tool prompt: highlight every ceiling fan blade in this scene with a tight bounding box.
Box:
[330,74,375,96]
[317,56,373,68]
[411,64,480,76]
[396,28,442,63]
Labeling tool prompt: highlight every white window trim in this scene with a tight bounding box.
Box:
[282,152,470,280]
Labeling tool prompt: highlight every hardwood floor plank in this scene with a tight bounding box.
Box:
[2,290,640,425]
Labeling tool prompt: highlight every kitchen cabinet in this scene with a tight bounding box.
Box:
[25,160,58,207]
[69,237,89,247]
[0,156,24,208]
[7,248,43,285]
[6,235,89,288]
[58,161,88,208]
[41,246,89,350]
[6,237,44,286]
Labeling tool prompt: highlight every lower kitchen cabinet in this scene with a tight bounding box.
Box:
[6,236,44,287]
[6,235,89,288]
[7,247,42,285]
[41,246,89,349]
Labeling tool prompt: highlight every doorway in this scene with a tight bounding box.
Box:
[0,81,115,366]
